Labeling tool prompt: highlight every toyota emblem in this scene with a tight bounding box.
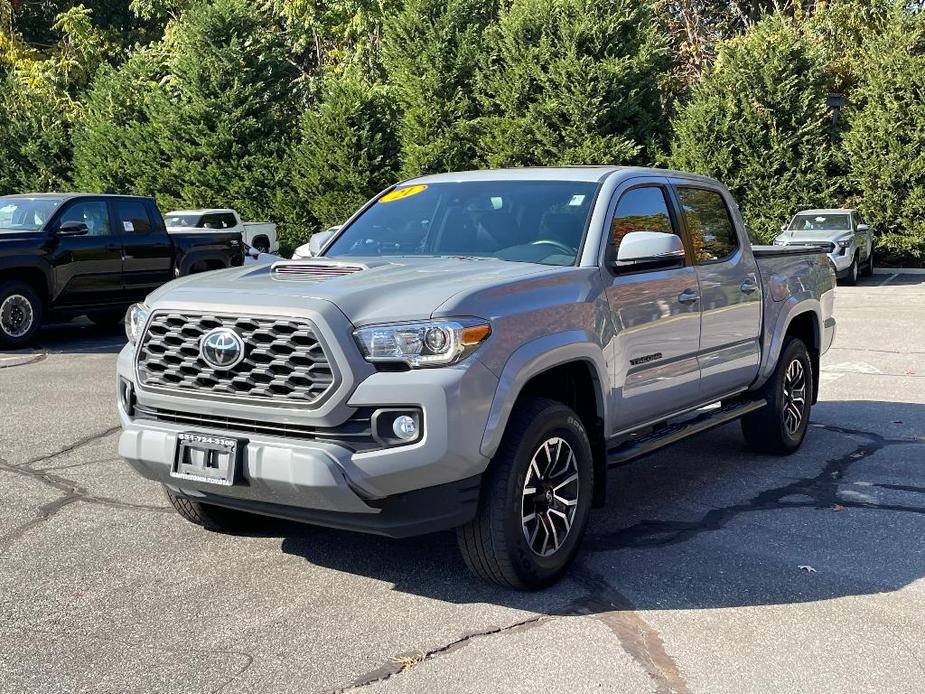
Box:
[200,327,245,370]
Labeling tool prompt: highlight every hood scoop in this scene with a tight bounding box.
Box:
[271,260,366,281]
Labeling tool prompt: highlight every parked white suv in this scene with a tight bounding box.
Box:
[774,208,873,285]
[165,209,278,254]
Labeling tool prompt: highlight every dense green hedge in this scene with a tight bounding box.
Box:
[1,0,922,262]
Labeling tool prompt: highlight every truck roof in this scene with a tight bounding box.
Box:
[793,208,856,215]
[167,209,236,215]
[405,166,722,185]
[0,192,155,201]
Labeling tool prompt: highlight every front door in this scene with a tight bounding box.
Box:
[672,184,762,400]
[49,199,123,307]
[603,181,703,432]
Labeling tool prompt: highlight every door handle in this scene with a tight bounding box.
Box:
[740,278,759,294]
[678,288,700,304]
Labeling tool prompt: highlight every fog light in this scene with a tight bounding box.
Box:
[392,415,418,441]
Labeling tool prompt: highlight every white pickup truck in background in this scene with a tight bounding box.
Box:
[164,209,278,254]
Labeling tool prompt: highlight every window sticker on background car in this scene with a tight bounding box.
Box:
[379,184,428,203]
[123,221,135,232]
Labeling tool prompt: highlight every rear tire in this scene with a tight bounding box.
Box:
[0,280,43,349]
[741,337,813,455]
[252,237,270,254]
[164,487,257,533]
[456,398,594,590]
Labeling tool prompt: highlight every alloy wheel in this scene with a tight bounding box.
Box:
[521,436,580,557]
[0,294,34,338]
[781,358,807,436]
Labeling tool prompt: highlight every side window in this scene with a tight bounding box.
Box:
[676,187,739,263]
[219,213,237,228]
[609,185,679,254]
[59,201,110,237]
[117,200,152,234]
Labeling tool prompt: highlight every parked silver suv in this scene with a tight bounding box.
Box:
[117,167,836,588]
[774,208,874,285]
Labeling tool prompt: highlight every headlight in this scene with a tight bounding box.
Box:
[835,237,852,249]
[354,318,491,368]
[125,303,149,345]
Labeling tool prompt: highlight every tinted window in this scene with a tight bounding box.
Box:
[117,200,152,234]
[610,186,678,253]
[200,213,237,229]
[60,201,110,236]
[677,187,739,263]
[326,180,598,266]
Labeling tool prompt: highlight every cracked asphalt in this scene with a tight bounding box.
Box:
[2,273,924,694]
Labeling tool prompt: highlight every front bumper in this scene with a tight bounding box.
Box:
[117,338,498,537]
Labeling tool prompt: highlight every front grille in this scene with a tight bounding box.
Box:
[134,404,378,451]
[787,241,836,253]
[136,313,336,405]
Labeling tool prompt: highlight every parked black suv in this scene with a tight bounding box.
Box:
[0,193,244,347]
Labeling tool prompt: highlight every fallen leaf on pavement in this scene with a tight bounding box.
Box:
[833,504,847,512]
[798,565,817,573]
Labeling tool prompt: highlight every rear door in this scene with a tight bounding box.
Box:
[117,198,174,301]
[49,198,124,307]
[602,178,703,432]
[671,183,762,400]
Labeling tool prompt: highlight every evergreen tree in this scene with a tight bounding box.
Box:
[72,47,167,195]
[289,69,400,234]
[843,8,925,263]
[148,0,300,219]
[670,14,831,242]
[477,0,667,167]
[382,0,497,176]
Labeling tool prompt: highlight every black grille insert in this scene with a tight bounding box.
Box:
[136,313,336,405]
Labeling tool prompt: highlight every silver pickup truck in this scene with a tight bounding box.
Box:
[116,167,836,589]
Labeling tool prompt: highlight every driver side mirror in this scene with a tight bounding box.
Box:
[57,221,89,236]
[306,229,336,257]
[857,224,870,232]
[610,231,685,272]
[781,224,788,233]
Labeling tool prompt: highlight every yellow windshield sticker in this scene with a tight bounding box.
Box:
[379,184,428,203]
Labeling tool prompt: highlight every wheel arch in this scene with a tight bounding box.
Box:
[0,262,51,304]
[480,332,609,506]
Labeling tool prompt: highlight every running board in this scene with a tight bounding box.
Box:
[606,398,767,466]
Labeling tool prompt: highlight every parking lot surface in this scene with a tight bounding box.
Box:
[2,274,924,693]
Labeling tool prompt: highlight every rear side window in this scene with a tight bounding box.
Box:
[676,187,739,263]
[199,213,237,229]
[610,186,679,253]
[117,200,152,234]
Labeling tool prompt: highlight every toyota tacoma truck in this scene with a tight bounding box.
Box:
[164,208,278,254]
[0,193,244,347]
[116,167,836,589]
[773,208,874,285]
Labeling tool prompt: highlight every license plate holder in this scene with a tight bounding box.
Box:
[171,432,245,486]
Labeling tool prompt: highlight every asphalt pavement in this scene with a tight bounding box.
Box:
[1,273,924,693]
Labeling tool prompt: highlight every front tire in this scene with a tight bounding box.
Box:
[861,249,874,277]
[741,337,813,455]
[164,487,257,533]
[842,254,859,286]
[0,280,43,349]
[457,398,594,589]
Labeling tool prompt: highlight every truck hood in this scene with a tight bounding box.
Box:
[145,256,558,326]
[775,229,852,243]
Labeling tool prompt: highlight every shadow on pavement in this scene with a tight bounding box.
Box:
[273,400,925,617]
[0,319,126,360]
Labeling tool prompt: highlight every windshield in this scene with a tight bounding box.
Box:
[789,213,851,231]
[0,197,64,232]
[165,214,202,228]
[324,180,599,266]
